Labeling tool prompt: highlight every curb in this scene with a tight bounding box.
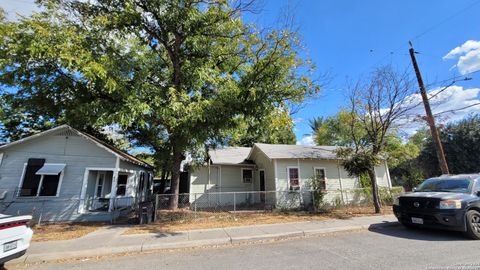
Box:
[9,221,400,266]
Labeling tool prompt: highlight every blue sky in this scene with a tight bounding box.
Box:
[2,0,480,145]
[242,0,480,144]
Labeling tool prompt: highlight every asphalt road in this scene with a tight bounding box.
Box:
[12,225,480,270]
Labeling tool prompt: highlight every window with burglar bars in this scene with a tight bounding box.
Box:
[288,167,300,190]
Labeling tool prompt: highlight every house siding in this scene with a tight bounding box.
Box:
[188,147,392,209]
[189,164,256,205]
[0,132,150,222]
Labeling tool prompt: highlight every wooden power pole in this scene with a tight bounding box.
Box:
[408,41,449,175]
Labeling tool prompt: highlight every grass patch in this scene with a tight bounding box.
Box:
[31,223,107,242]
[125,206,393,235]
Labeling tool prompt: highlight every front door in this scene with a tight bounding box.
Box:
[259,170,265,202]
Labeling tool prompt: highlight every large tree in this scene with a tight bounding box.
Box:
[0,1,318,208]
[419,114,480,176]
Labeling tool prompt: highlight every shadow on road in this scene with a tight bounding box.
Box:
[368,224,469,242]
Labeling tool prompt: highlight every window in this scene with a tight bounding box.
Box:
[116,174,128,196]
[19,159,65,197]
[314,167,327,190]
[242,169,253,184]
[288,167,300,190]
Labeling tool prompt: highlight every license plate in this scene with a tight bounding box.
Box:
[411,217,424,224]
[3,240,17,252]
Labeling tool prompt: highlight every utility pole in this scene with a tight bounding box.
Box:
[408,41,449,175]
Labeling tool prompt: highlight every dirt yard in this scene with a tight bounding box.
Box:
[31,223,107,242]
[125,206,393,235]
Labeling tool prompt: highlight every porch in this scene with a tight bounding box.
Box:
[80,168,135,213]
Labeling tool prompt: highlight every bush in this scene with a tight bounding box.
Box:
[310,175,326,211]
[351,186,404,206]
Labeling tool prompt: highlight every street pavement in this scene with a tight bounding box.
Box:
[10,215,397,265]
[9,224,480,270]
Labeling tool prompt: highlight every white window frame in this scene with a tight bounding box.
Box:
[241,168,253,184]
[17,163,66,198]
[313,167,327,190]
[287,166,300,189]
[95,171,106,198]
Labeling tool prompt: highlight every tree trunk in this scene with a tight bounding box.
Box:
[158,169,167,194]
[168,145,183,210]
[367,168,382,213]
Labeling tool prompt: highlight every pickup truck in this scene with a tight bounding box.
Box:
[0,214,33,268]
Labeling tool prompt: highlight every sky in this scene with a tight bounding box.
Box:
[2,0,480,146]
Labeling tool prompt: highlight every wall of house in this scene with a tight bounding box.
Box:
[0,131,132,222]
[189,164,257,206]
[118,159,152,199]
[274,159,391,207]
[250,149,275,192]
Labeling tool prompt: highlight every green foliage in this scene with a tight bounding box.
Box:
[310,111,365,146]
[0,0,319,201]
[419,114,480,176]
[336,147,381,178]
[352,186,403,206]
[225,107,296,147]
[359,173,371,188]
[310,175,326,211]
[390,159,425,190]
[383,132,420,169]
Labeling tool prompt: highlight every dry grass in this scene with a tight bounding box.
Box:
[125,206,393,235]
[31,223,107,242]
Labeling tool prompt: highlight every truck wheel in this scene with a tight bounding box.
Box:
[0,263,5,270]
[464,210,480,240]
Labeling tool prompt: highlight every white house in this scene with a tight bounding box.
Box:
[0,125,154,222]
[189,143,392,208]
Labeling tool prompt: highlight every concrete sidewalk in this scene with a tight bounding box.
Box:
[10,215,398,265]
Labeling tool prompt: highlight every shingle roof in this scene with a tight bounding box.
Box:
[209,147,253,165]
[252,143,339,160]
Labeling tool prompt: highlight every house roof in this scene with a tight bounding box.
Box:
[250,143,339,160]
[209,147,253,165]
[0,125,153,169]
[208,143,341,165]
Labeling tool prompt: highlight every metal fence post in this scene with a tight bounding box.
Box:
[233,192,236,215]
[344,189,349,205]
[194,193,197,219]
[155,194,159,221]
[38,201,45,225]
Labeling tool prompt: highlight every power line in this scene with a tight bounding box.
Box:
[411,0,480,41]
[425,69,480,88]
[433,102,480,116]
[362,0,480,74]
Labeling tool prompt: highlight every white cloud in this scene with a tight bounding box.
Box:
[397,85,480,135]
[443,40,480,75]
[296,135,315,146]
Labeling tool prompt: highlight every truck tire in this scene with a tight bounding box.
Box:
[464,210,480,240]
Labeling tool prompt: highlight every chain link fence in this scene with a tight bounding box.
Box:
[0,196,141,224]
[154,187,404,220]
